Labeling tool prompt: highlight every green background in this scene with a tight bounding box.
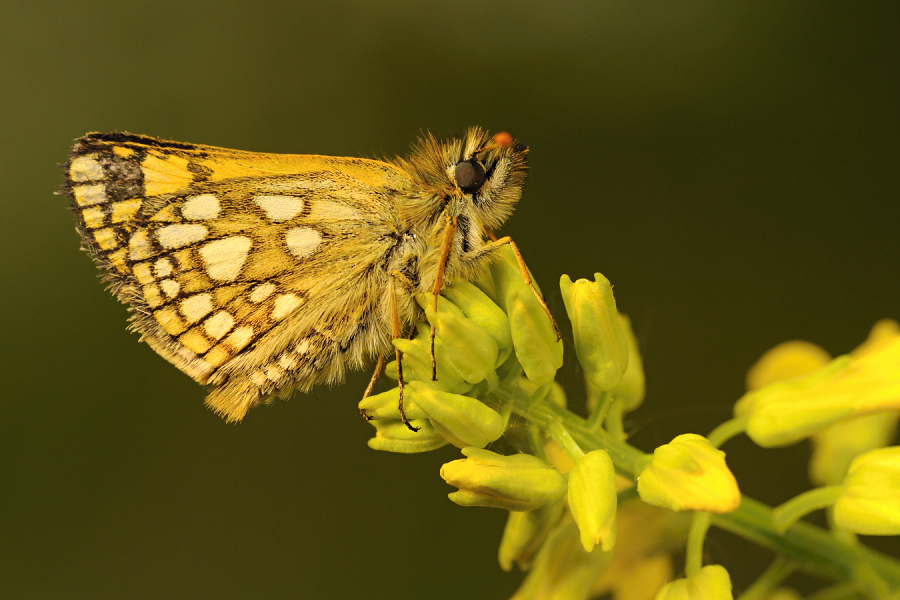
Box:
[2,2,898,598]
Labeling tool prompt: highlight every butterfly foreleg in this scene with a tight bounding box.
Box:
[389,269,419,431]
[359,353,386,421]
[429,214,458,381]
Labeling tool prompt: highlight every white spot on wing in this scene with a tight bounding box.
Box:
[160,278,180,298]
[155,258,174,278]
[198,236,252,282]
[73,184,106,207]
[158,224,208,249]
[182,194,220,220]
[226,326,254,351]
[249,282,276,303]
[181,293,214,324]
[254,195,305,222]
[70,155,104,182]
[272,293,303,320]
[285,227,322,259]
[129,230,153,260]
[203,311,235,340]
[295,339,311,354]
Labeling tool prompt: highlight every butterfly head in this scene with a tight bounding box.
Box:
[398,128,529,232]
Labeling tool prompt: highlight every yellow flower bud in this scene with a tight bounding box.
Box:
[737,327,900,447]
[612,313,646,411]
[637,434,741,514]
[441,447,568,512]
[407,381,503,449]
[568,450,618,552]
[357,386,427,421]
[366,419,448,453]
[654,564,733,600]
[591,496,684,600]
[442,281,513,352]
[498,502,564,572]
[390,323,472,394]
[744,340,831,391]
[810,321,900,484]
[560,273,629,392]
[491,246,563,385]
[511,513,613,600]
[810,413,899,486]
[417,294,498,385]
[833,446,900,535]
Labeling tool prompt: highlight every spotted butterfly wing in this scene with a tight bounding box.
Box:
[64,133,421,421]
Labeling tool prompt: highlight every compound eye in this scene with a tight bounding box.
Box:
[454,160,486,193]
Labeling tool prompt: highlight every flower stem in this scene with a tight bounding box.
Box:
[772,486,844,533]
[736,557,796,600]
[707,415,749,448]
[685,511,712,576]
[548,420,585,462]
[586,389,611,431]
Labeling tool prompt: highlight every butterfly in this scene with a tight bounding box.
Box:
[62,128,546,423]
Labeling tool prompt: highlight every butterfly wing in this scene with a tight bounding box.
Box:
[64,133,415,421]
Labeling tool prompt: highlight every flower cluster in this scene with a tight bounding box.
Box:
[358,247,900,599]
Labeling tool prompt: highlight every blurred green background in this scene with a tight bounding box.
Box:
[2,2,898,598]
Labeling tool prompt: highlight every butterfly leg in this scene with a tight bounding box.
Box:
[430,214,458,381]
[359,353,385,421]
[479,228,561,341]
[390,269,420,432]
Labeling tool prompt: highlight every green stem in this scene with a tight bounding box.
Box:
[707,415,749,448]
[711,496,900,594]
[500,383,900,592]
[548,420,585,462]
[606,397,626,441]
[772,486,844,533]
[685,511,712,577]
[805,581,864,600]
[586,389,611,431]
[736,557,796,600]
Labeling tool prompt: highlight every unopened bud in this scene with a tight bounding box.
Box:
[568,449,618,552]
[418,294,498,385]
[441,447,567,512]
[654,564,733,600]
[560,273,629,392]
[491,246,563,385]
[408,381,503,449]
[637,434,740,513]
[366,419,448,453]
[833,446,900,535]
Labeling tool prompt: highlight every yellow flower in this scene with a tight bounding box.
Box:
[498,502,564,572]
[560,273,629,392]
[833,446,900,535]
[441,447,567,512]
[591,487,685,600]
[568,450,618,552]
[736,322,900,447]
[744,340,831,391]
[406,381,504,449]
[637,434,741,513]
[741,322,900,483]
[810,321,900,484]
[511,513,613,600]
[654,565,733,600]
[613,313,646,411]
